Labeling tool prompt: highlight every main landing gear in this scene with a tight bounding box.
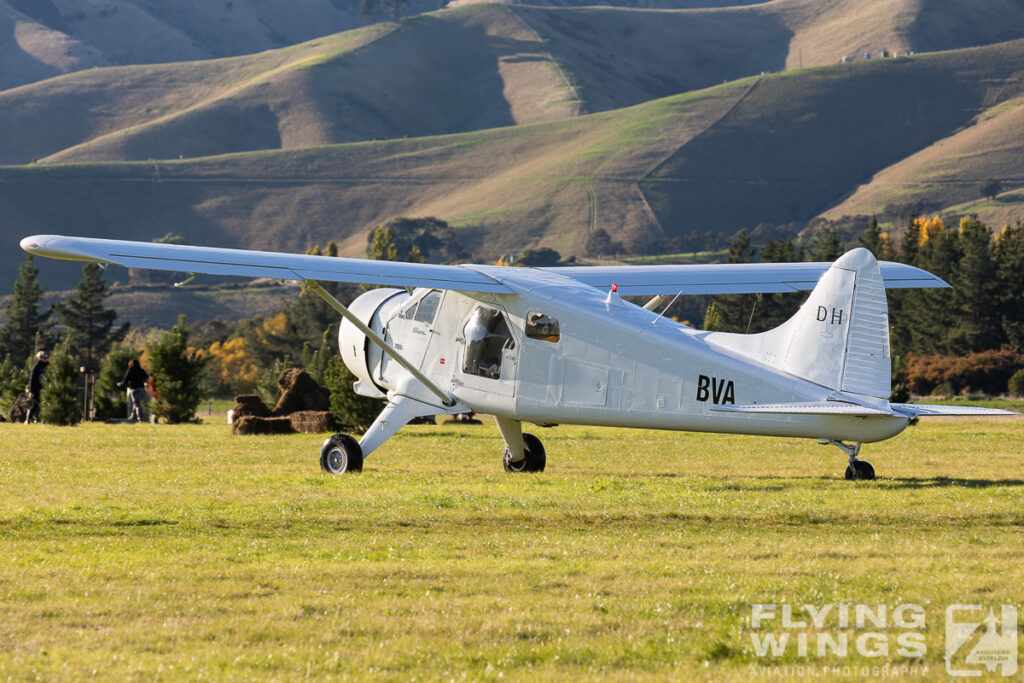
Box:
[503,433,546,473]
[822,439,875,480]
[495,416,546,473]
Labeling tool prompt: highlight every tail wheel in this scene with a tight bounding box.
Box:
[503,432,546,473]
[320,433,363,474]
[844,460,875,480]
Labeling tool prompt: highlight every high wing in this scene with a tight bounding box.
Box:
[21,234,948,295]
[20,234,510,293]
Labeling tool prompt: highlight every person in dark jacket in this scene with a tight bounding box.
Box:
[118,359,150,423]
[25,350,49,424]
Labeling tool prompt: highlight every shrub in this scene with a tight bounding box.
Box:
[40,337,80,426]
[907,348,1024,396]
[147,315,209,424]
[517,247,561,267]
[323,356,382,433]
[0,355,29,417]
[1008,369,1024,397]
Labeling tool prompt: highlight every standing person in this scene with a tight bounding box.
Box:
[25,350,49,424]
[118,359,149,423]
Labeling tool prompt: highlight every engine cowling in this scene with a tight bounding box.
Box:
[338,287,409,398]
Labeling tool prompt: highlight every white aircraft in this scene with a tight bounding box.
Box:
[21,234,1014,479]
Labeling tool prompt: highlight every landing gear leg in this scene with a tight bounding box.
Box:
[495,417,546,473]
[320,394,442,474]
[822,440,874,480]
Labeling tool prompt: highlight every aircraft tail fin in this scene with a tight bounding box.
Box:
[706,248,891,399]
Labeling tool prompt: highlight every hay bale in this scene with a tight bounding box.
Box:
[288,410,337,434]
[232,394,271,421]
[272,368,330,415]
[232,415,295,435]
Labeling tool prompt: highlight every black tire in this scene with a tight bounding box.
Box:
[503,432,546,473]
[844,460,875,481]
[320,433,363,474]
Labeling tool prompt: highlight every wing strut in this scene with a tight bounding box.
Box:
[304,280,455,407]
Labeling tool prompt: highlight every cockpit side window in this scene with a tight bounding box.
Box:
[462,306,514,380]
[399,290,442,324]
[525,311,560,343]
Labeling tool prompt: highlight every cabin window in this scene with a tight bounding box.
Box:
[525,311,560,343]
[462,306,514,380]
[399,290,442,324]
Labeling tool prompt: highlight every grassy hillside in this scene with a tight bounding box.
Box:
[0,81,752,288]
[0,2,108,90]
[821,95,1024,227]
[642,40,1024,237]
[7,0,1024,165]
[5,39,1024,291]
[0,0,438,90]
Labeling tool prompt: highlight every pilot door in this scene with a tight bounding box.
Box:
[455,304,519,397]
[381,289,443,382]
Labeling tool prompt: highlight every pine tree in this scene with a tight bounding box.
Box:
[407,244,425,264]
[810,228,844,261]
[147,315,209,424]
[708,230,758,332]
[906,223,960,354]
[324,355,381,432]
[899,215,921,265]
[369,226,399,262]
[951,217,999,353]
[0,256,53,365]
[54,263,129,368]
[301,331,333,385]
[995,222,1024,349]
[858,215,893,259]
[93,343,136,420]
[40,336,80,426]
[757,238,803,330]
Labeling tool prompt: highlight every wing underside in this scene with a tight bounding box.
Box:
[21,235,949,295]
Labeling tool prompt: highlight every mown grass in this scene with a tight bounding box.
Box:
[1,417,1021,680]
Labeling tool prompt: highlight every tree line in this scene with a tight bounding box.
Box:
[704,215,1024,397]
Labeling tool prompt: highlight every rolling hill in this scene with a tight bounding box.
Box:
[5,0,1024,165]
[820,95,1024,228]
[0,0,440,90]
[4,37,1024,293]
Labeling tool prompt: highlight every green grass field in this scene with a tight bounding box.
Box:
[1,417,1021,680]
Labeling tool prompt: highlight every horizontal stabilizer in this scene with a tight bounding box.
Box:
[709,401,893,416]
[891,403,1018,417]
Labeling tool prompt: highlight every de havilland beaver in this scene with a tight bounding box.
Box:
[21,234,1014,479]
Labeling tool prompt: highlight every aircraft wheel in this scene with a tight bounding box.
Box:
[320,433,363,474]
[503,432,546,473]
[844,460,875,481]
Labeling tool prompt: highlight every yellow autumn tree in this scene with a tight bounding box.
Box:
[206,337,260,395]
[914,215,945,245]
